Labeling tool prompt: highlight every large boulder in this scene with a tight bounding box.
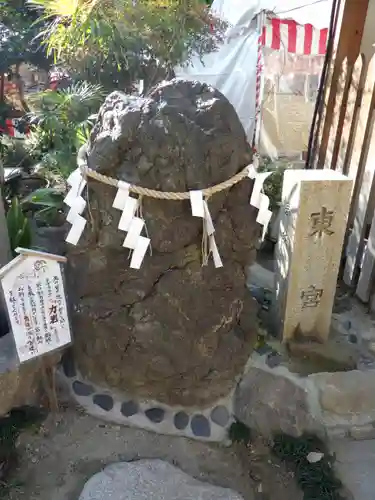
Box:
[234,357,323,439]
[78,459,244,500]
[68,79,260,407]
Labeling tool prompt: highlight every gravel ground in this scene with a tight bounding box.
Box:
[6,405,302,500]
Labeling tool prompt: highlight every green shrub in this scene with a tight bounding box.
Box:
[258,159,291,212]
[6,197,32,255]
[25,81,103,178]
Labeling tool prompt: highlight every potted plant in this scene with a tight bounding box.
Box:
[21,187,67,255]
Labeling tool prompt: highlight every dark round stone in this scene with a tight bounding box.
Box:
[348,333,358,344]
[266,351,282,368]
[61,349,76,378]
[249,286,265,304]
[191,414,211,438]
[93,394,114,411]
[120,400,139,417]
[174,411,189,430]
[210,405,230,427]
[72,380,94,396]
[145,408,165,423]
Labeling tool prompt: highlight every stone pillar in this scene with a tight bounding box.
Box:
[275,170,352,342]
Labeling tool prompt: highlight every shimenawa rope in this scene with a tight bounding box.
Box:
[76,154,256,268]
[79,164,251,200]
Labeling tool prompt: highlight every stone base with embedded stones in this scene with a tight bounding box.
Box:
[59,350,234,443]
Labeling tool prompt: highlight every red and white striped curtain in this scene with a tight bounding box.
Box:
[261,17,328,56]
[257,15,328,158]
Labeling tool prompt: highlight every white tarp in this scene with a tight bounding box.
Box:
[175,27,260,141]
[211,0,335,29]
[175,0,334,153]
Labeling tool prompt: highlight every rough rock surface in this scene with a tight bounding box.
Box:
[78,459,244,500]
[0,334,59,415]
[234,361,322,438]
[68,79,260,407]
[311,370,375,416]
[287,338,359,372]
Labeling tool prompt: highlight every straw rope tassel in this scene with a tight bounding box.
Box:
[201,217,209,267]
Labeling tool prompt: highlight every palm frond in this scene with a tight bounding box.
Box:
[27,0,227,91]
[28,0,89,18]
[24,80,103,178]
[59,81,105,107]
[26,81,103,118]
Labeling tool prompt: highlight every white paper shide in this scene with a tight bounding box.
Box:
[64,159,272,269]
[64,168,87,246]
[0,254,71,363]
[247,162,273,240]
[112,185,150,269]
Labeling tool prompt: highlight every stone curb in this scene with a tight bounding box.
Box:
[59,347,375,444]
[58,349,234,443]
[234,353,375,441]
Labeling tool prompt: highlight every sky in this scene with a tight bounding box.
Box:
[211,0,337,29]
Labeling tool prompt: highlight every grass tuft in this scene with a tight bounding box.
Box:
[272,433,346,500]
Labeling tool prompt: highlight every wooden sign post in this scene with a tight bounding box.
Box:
[0,248,71,363]
[275,170,352,342]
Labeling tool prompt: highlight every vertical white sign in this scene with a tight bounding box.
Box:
[0,250,72,363]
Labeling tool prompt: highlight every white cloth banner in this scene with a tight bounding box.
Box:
[175,29,260,142]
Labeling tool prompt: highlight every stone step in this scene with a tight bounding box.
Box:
[331,438,375,500]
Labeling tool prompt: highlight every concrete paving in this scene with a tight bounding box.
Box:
[10,409,305,500]
[331,438,375,500]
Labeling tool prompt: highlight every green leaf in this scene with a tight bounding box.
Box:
[25,81,103,178]
[6,198,32,255]
[27,0,227,93]
[21,187,64,209]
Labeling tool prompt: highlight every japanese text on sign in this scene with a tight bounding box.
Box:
[0,254,71,363]
[309,207,335,237]
[300,285,323,309]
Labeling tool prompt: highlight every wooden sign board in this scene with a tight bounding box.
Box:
[0,248,71,363]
